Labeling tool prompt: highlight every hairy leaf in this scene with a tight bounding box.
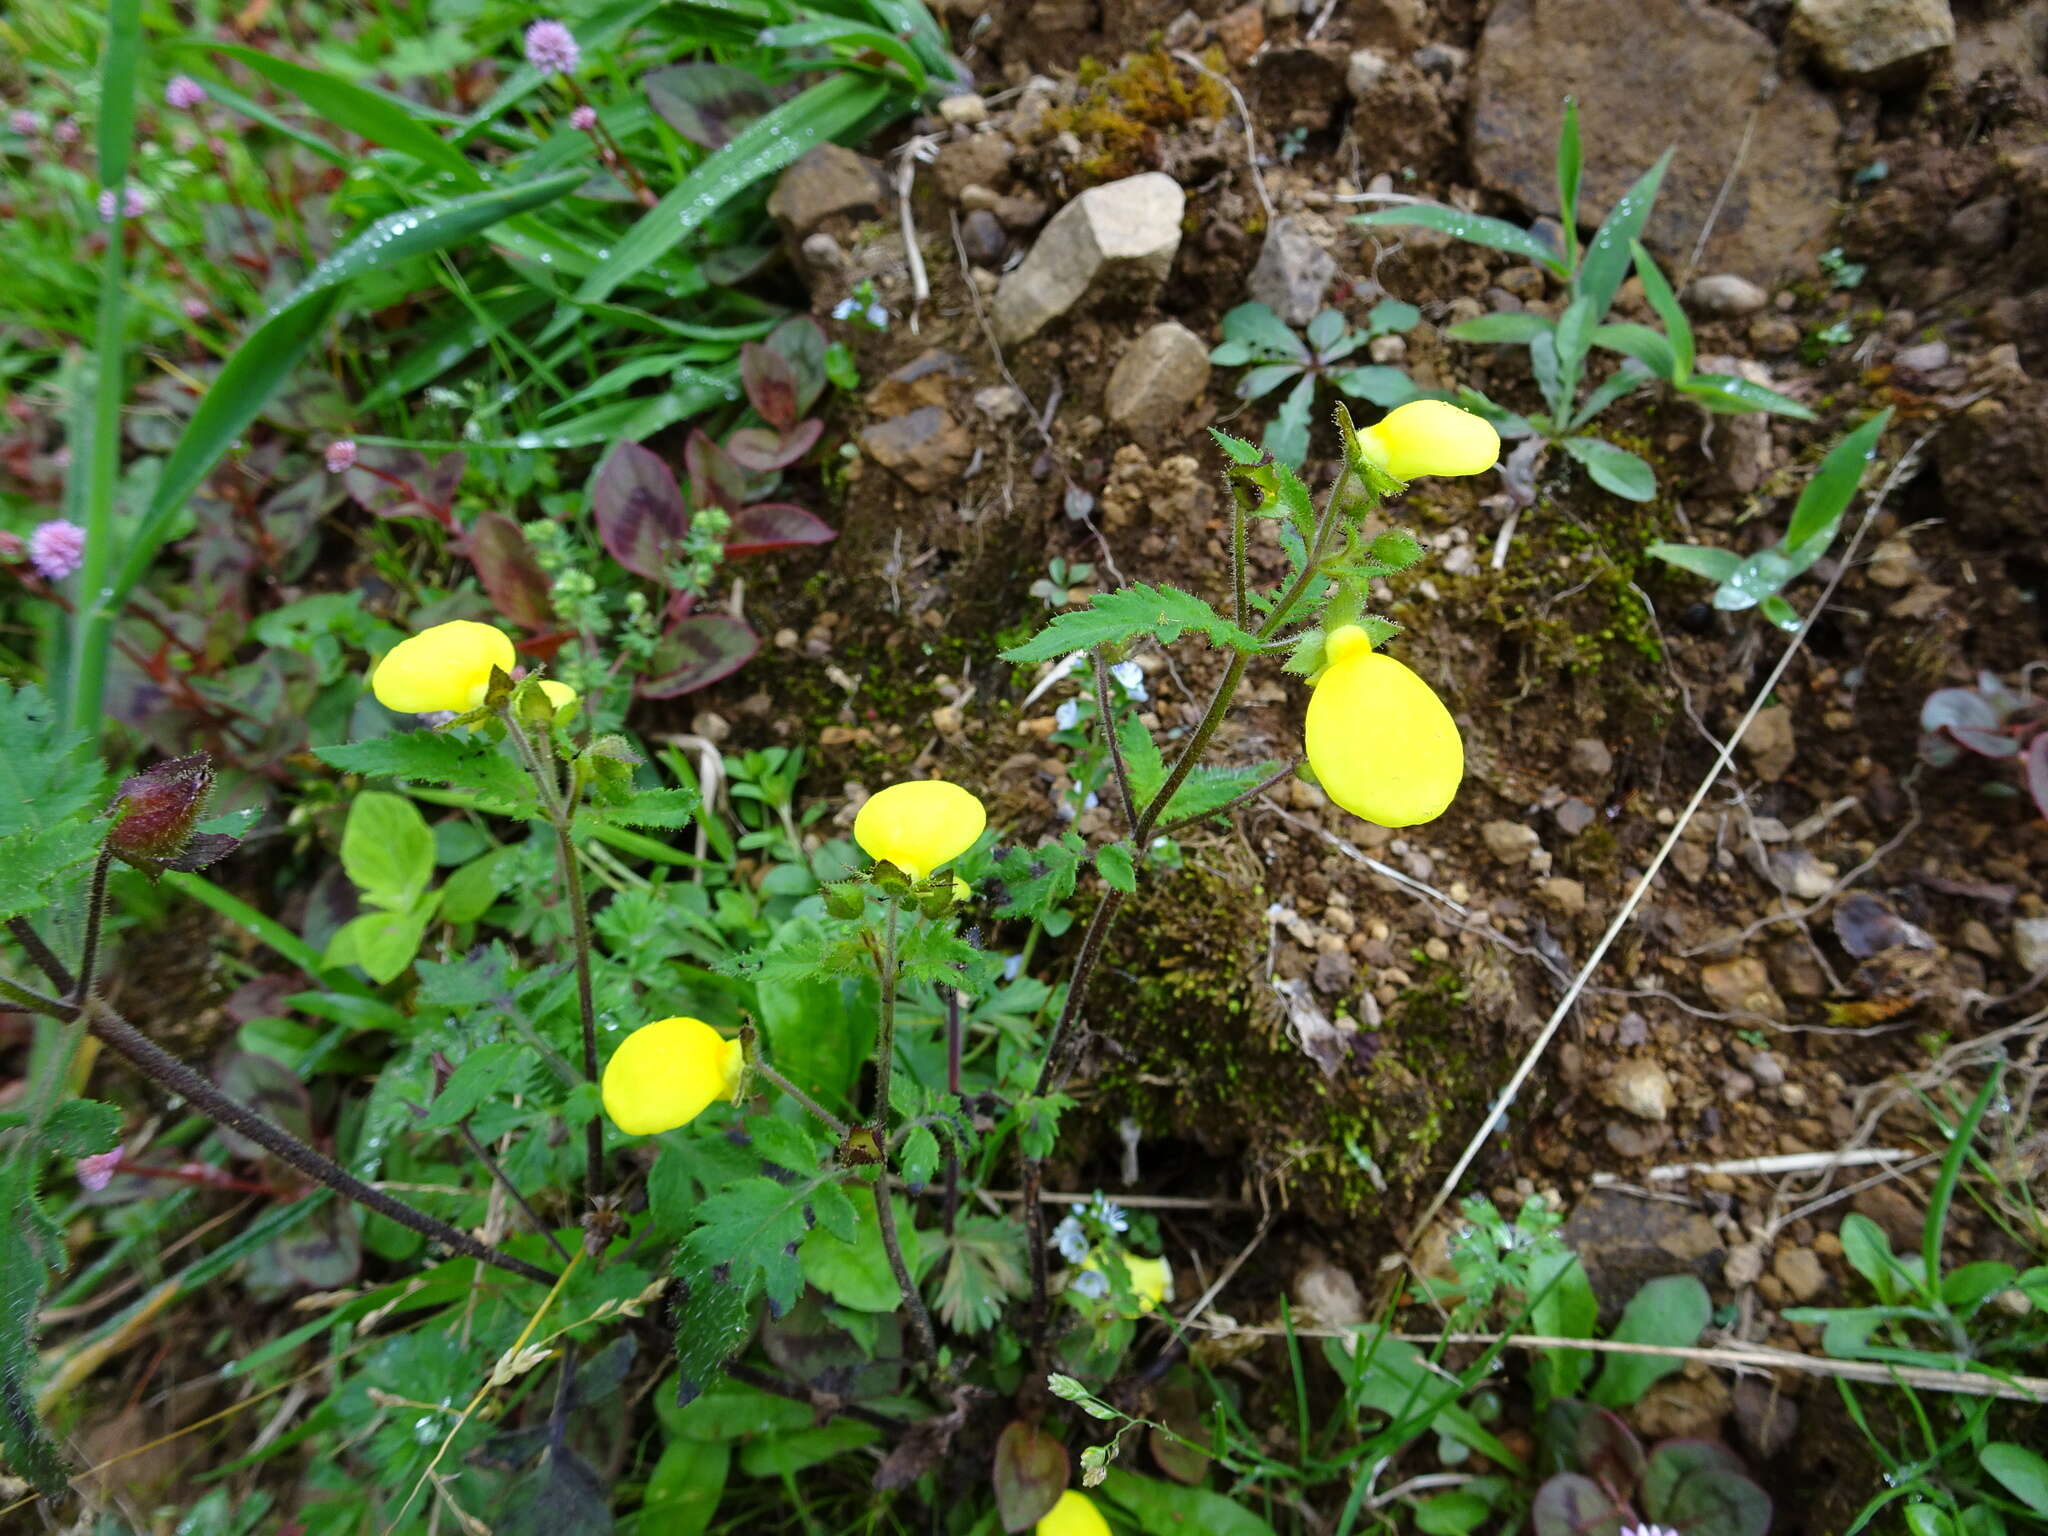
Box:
[317,729,538,816]
[990,833,1086,919]
[1001,586,1259,665]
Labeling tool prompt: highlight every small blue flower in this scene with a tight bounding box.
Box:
[1054,699,1080,731]
[1090,1197,1130,1234]
[1110,661,1147,701]
[1069,1267,1110,1299]
[1052,1215,1089,1264]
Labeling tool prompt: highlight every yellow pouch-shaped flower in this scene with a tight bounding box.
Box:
[1304,626,1463,827]
[371,621,516,714]
[1038,1491,1111,1536]
[854,780,986,880]
[601,1017,745,1136]
[1123,1253,1173,1312]
[537,679,577,717]
[1358,400,1500,481]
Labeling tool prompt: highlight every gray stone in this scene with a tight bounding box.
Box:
[1468,0,1842,276]
[931,132,1015,200]
[1732,1377,1799,1461]
[766,144,885,238]
[1562,1188,1723,1319]
[1947,196,2013,255]
[1895,340,1951,373]
[1568,737,1614,782]
[1248,217,1337,327]
[1105,321,1212,431]
[1346,47,1393,96]
[1687,273,1770,317]
[1482,819,1541,864]
[1792,0,1955,84]
[959,208,1008,268]
[1292,1259,1366,1325]
[1721,1070,1757,1103]
[2014,916,2048,974]
[991,173,1185,346]
[859,407,974,492]
[1554,797,1596,837]
[1745,1051,1786,1087]
[1724,1242,1764,1287]
[1412,41,1469,78]
[1773,1244,1827,1302]
[1605,1060,1674,1122]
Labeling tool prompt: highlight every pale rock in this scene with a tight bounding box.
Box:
[1792,0,1955,83]
[992,173,1185,345]
[766,144,886,238]
[1347,47,1394,95]
[1604,1060,1674,1122]
[1537,876,1587,917]
[1867,535,1920,588]
[1568,737,1614,782]
[1700,956,1786,1021]
[1482,820,1541,864]
[938,92,989,125]
[1292,1259,1366,1325]
[1105,321,1212,430]
[1687,273,1770,317]
[2012,916,2048,974]
[1895,340,1951,373]
[1745,1051,1786,1088]
[1773,1244,1827,1302]
[1724,1242,1764,1287]
[1248,216,1337,327]
[1743,704,1797,781]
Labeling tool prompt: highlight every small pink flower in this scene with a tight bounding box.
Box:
[9,110,37,136]
[76,1148,125,1192]
[1620,1526,1682,1536]
[54,119,80,144]
[165,75,207,111]
[569,104,597,131]
[325,439,359,474]
[183,296,210,319]
[50,445,72,470]
[523,19,580,76]
[28,519,87,581]
[97,186,147,221]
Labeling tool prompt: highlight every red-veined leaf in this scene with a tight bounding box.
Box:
[638,614,759,697]
[724,504,836,558]
[592,442,688,581]
[725,418,823,472]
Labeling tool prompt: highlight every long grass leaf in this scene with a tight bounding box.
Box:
[202,44,479,182]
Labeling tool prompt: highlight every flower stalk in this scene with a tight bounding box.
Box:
[868,896,938,1367]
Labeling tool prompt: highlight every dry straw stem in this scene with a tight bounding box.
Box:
[1182,1322,2048,1403]
[1409,421,1944,1242]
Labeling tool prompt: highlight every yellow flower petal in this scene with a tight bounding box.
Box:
[1304,625,1463,827]
[600,1017,745,1136]
[853,780,986,881]
[1037,1491,1111,1536]
[1124,1253,1173,1312]
[1358,400,1500,480]
[538,679,578,717]
[370,621,516,715]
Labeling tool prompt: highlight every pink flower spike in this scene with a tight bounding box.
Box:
[166,75,208,111]
[9,110,37,136]
[325,439,359,474]
[96,188,117,221]
[76,1148,124,1192]
[523,19,580,76]
[183,296,210,319]
[569,104,597,131]
[28,519,87,581]
[54,119,80,144]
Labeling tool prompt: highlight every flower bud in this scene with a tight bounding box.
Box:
[600,1017,744,1136]
[1303,625,1463,827]
[107,753,236,877]
[853,780,986,881]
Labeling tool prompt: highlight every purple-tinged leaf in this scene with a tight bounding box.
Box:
[271,1199,363,1289]
[638,614,759,697]
[741,342,801,432]
[1573,1406,1645,1495]
[993,1421,1067,1532]
[766,315,830,415]
[642,63,778,150]
[1532,1473,1623,1536]
[686,429,750,512]
[725,418,823,473]
[465,513,554,631]
[724,503,837,558]
[592,442,688,581]
[1641,1439,1748,1514]
[1920,686,2000,736]
[1952,726,2021,758]
[214,1051,312,1162]
[2027,734,2048,821]
[1833,892,1935,959]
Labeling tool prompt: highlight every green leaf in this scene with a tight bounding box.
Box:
[687,1173,851,1316]
[1528,1250,1597,1402]
[1331,366,1422,407]
[1562,436,1657,501]
[583,786,701,830]
[0,683,106,923]
[1982,1443,2048,1515]
[1556,96,1583,249]
[1355,206,1568,276]
[934,1215,1027,1333]
[421,1042,522,1131]
[439,848,508,926]
[1264,372,1317,470]
[1588,1275,1710,1408]
[754,18,928,90]
[900,1125,941,1191]
[1592,322,1679,381]
[200,45,476,180]
[999,585,1260,664]
[0,1191,69,1494]
[1577,150,1671,324]
[739,1419,882,1477]
[112,171,587,616]
[317,730,537,816]
[1784,409,1892,555]
[1100,1469,1280,1536]
[1117,711,1167,807]
[671,1246,757,1408]
[993,834,1087,920]
[1646,541,1743,585]
[1160,761,1285,826]
[1630,240,1694,379]
[326,907,432,986]
[1445,311,1555,345]
[1554,295,1600,370]
[1219,301,1309,360]
[799,1185,917,1312]
[40,1099,123,1157]
[1367,298,1422,335]
[1095,842,1137,894]
[1680,373,1816,419]
[1207,428,1266,466]
[1238,362,1306,401]
[1758,594,1802,631]
[572,72,890,309]
[1570,360,1655,431]
[642,1437,729,1535]
[340,791,436,912]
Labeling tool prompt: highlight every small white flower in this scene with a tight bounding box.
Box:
[1003,953,1024,981]
[1082,791,1100,812]
[1619,1526,1682,1536]
[831,297,860,320]
[1054,699,1080,731]
[1110,660,1147,701]
[1052,1216,1089,1263]
[1095,1199,1130,1233]
[864,302,889,328]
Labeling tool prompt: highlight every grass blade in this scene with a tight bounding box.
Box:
[1556,94,1581,267]
[202,44,479,182]
[1576,149,1670,325]
[1784,408,1891,554]
[1355,205,1569,276]
[1923,1067,2003,1293]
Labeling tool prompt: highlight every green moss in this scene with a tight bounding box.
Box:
[1050,48,1231,185]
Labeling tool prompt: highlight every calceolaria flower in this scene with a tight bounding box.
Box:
[537,679,577,715]
[853,780,986,881]
[370,620,516,715]
[1356,400,1500,481]
[1038,1490,1112,1536]
[601,1017,744,1135]
[1304,624,1462,827]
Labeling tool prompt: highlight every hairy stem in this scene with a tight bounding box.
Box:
[942,986,963,1236]
[1094,650,1137,829]
[71,847,114,1004]
[868,899,937,1366]
[8,917,76,995]
[742,1029,850,1138]
[83,1000,558,1286]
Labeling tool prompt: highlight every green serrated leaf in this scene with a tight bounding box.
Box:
[671,1246,757,1408]
[686,1173,840,1315]
[1094,842,1137,894]
[992,834,1086,919]
[0,683,106,923]
[1116,712,1166,807]
[420,1041,522,1131]
[900,1125,941,1191]
[40,1099,123,1156]
[1001,585,1261,664]
[936,1215,1028,1334]
[317,732,536,816]
[1160,761,1286,826]
[583,785,701,830]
